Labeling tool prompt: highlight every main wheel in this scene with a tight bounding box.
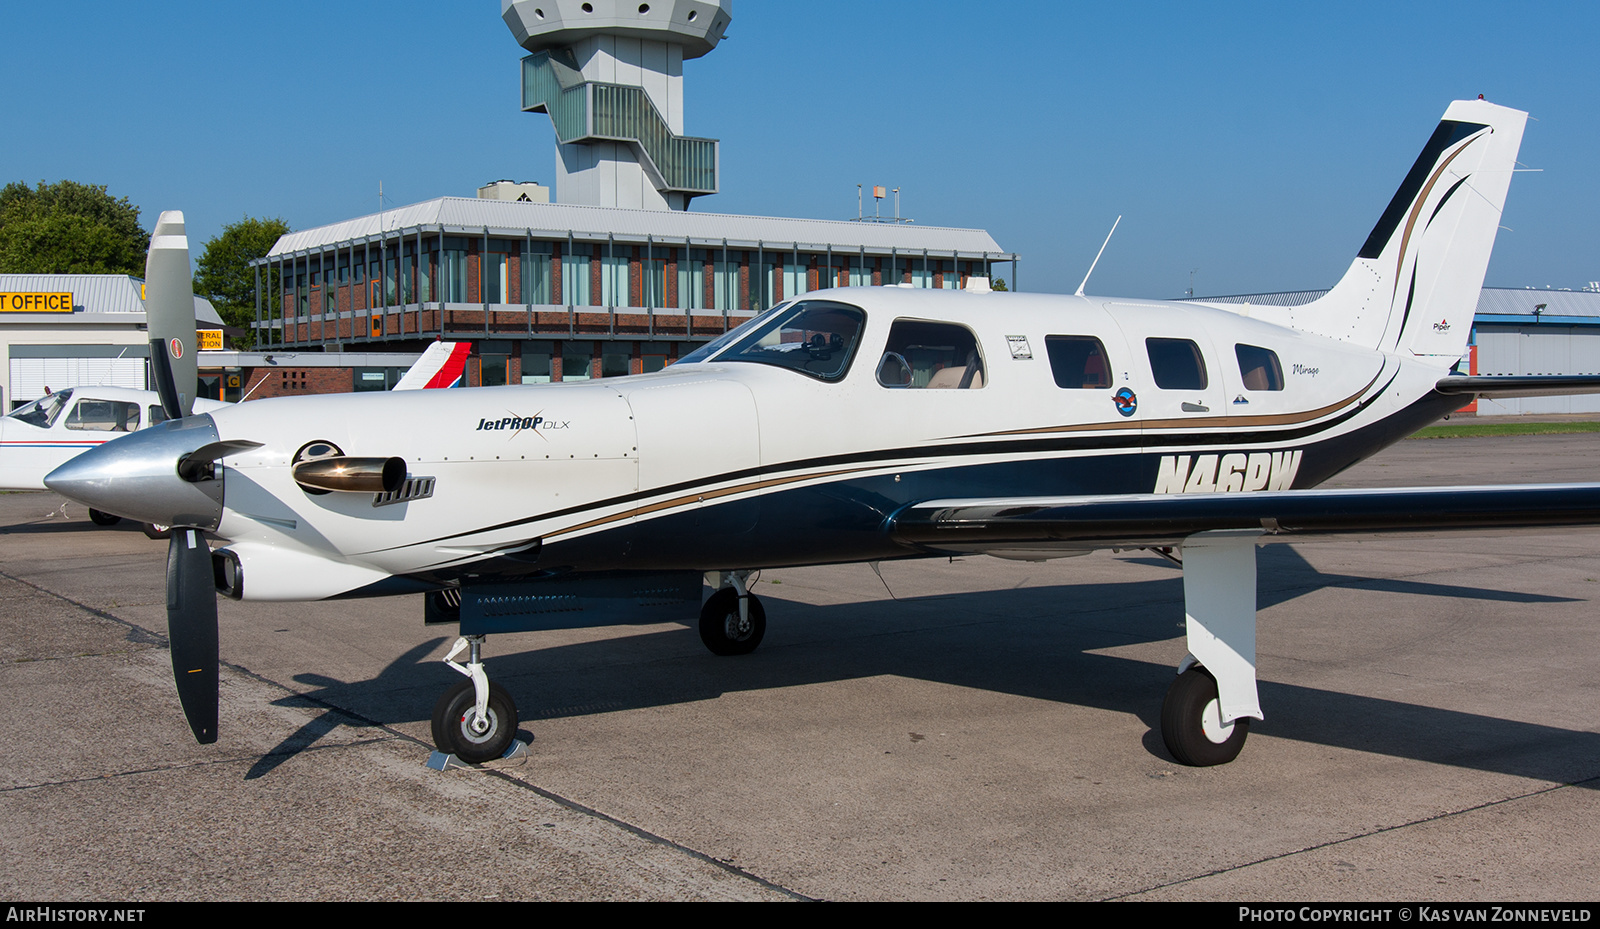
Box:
[1160,666,1250,766]
[431,679,518,763]
[88,508,121,527]
[142,523,172,540]
[698,587,766,656]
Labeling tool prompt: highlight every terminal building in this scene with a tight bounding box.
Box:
[249,0,1017,385]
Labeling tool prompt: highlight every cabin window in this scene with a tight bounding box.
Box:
[877,319,985,389]
[1235,344,1285,391]
[148,405,169,426]
[1045,336,1112,389]
[722,299,866,382]
[64,399,139,433]
[1146,338,1209,390]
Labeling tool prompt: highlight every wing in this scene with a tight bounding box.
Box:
[1435,374,1600,399]
[888,484,1600,557]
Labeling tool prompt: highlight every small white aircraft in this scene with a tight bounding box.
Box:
[0,340,470,526]
[46,98,1600,767]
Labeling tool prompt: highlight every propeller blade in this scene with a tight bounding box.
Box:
[145,211,197,421]
[167,528,219,744]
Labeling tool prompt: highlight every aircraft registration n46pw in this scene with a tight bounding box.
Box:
[45,98,1600,766]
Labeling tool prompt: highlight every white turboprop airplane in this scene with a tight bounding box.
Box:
[45,98,1600,767]
[0,340,470,526]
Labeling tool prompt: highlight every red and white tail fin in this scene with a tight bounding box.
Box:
[1285,99,1527,361]
[394,341,470,390]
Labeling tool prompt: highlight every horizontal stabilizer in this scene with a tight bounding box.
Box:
[890,483,1600,554]
[1435,374,1600,399]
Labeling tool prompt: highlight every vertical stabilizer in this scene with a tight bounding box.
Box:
[1288,100,1526,360]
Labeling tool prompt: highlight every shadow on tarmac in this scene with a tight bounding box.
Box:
[242,546,1599,789]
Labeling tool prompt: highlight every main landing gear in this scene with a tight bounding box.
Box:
[699,571,765,656]
[429,634,523,765]
[1157,530,1264,767]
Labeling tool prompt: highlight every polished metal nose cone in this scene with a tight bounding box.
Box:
[46,415,227,530]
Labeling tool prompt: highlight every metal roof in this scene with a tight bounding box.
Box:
[0,274,224,325]
[266,197,1010,259]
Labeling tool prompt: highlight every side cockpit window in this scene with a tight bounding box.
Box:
[65,399,139,432]
[1146,338,1209,390]
[1235,344,1285,391]
[877,319,985,389]
[1045,335,1112,389]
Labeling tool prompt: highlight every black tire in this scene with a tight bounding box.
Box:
[1160,666,1250,766]
[142,523,172,540]
[431,679,518,764]
[88,508,121,527]
[698,587,766,656]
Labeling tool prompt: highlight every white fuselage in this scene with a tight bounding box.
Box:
[191,288,1454,600]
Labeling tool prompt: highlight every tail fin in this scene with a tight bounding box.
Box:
[1290,99,1527,360]
[394,341,470,390]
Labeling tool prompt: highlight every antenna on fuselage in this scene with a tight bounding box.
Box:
[1075,215,1122,298]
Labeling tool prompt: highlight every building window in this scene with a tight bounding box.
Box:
[563,245,591,307]
[481,353,508,386]
[561,340,593,380]
[679,248,706,310]
[641,256,666,307]
[601,348,630,377]
[713,253,738,310]
[482,252,508,303]
[522,341,553,383]
[600,251,627,307]
[442,248,467,302]
[522,243,552,305]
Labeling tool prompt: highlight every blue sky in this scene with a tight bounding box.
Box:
[5,1,1597,298]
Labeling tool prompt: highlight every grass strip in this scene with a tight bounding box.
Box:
[1408,421,1600,439]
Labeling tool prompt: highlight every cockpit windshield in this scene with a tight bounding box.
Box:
[7,389,73,429]
[715,300,866,381]
[676,302,792,366]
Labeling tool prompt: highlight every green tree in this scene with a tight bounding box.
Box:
[195,216,290,349]
[0,180,150,274]
[991,277,1008,292]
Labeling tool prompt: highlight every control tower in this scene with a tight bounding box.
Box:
[504,0,731,211]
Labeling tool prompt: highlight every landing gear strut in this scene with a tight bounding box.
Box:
[430,634,520,764]
[1161,529,1265,766]
[699,572,765,656]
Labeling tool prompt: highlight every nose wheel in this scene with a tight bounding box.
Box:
[432,678,517,764]
[429,635,522,765]
[698,582,766,656]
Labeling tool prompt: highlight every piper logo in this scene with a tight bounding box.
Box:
[1154,450,1302,494]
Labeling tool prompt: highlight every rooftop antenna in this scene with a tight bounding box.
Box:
[1075,215,1122,297]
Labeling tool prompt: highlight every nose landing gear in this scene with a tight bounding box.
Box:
[699,571,765,656]
[428,634,524,766]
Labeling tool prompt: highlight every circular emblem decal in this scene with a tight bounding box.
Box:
[1113,387,1138,417]
[168,337,183,359]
